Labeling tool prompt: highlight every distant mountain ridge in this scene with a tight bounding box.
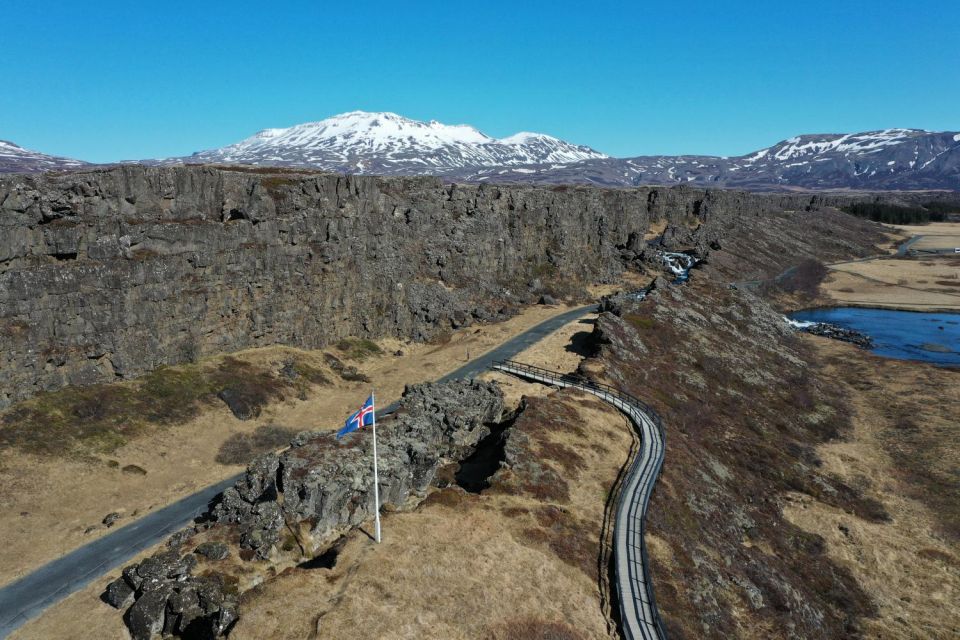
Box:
[172,111,608,174]
[463,128,960,190]
[2,113,958,190]
[0,140,87,174]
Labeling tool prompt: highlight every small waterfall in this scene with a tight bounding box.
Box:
[659,251,698,283]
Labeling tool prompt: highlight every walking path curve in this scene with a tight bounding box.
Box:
[493,360,667,640]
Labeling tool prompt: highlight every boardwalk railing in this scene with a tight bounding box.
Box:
[492,360,668,640]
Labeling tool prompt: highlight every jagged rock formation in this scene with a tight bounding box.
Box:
[103,550,237,640]
[0,165,840,408]
[212,379,504,556]
[794,322,873,348]
[104,379,505,639]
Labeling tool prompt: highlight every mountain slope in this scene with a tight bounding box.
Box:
[3,116,957,190]
[0,141,88,174]
[460,129,960,190]
[179,111,607,174]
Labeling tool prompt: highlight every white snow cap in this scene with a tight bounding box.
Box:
[202,111,607,167]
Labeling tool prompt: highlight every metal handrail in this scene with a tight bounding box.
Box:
[492,359,668,640]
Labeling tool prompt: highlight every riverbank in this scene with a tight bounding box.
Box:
[820,222,960,312]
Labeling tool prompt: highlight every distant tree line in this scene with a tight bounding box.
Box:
[921,201,960,216]
[841,201,954,224]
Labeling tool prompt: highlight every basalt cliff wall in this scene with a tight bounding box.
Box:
[0,165,853,407]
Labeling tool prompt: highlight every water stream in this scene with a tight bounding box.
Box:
[788,307,960,367]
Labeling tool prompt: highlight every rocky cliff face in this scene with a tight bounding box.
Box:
[0,165,859,407]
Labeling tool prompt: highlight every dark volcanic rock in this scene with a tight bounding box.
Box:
[103,576,135,609]
[106,552,237,640]
[211,379,504,557]
[799,322,873,348]
[0,165,860,408]
[194,541,230,561]
[216,388,260,421]
[125,588,170,640]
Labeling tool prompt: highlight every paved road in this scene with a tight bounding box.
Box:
[896,234,923,257]
[493,361,667,640]
[0,304,596,638]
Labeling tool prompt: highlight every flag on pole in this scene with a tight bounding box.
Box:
[337,394,375,439]
[336,391,382,543]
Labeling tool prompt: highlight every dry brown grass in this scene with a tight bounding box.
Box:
[218,391,631,640]
[824,257,960,311]
[784,337,960,639]
[0,300,601,594]
[215,424,301,465]
[593,278,884,639]
[0,356,301,459]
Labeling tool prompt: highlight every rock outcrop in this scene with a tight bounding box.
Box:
[104,379,506,638]
[589,276,886,638]
[211,378,505,557]
[104,550,237,640]
[796,322,874,348]
[0,165,873,407]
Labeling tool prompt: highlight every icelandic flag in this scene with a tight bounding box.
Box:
[337,394,375,439]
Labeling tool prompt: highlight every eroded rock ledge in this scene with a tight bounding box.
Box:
[103,379,506,639]
[1,164,835,408]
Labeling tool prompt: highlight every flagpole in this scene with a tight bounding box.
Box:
[371,389,382,544]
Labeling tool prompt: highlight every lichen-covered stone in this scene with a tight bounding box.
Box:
[193,541,230,561]
[103,576,135,609]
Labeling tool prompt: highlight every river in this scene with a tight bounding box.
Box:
[789,307,960,367]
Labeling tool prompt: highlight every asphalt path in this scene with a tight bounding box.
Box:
[0,303,596,638]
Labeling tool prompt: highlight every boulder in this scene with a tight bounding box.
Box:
[194,541,230,561]
[125,588,170,640]
[103,577,135,609]
[217,388,260,420]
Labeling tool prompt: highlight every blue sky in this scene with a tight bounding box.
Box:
[2,0,958,162]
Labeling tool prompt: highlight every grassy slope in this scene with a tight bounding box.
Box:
[589,279,887,638]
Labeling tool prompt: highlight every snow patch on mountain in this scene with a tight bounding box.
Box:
[0,140,88,173]
[184,111,607,173]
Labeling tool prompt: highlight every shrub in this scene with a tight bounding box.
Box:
[625,314,655,331]
[215,424,300,465]
[335,337,383,361]
[0,357,293,458]
[779,259,828,297]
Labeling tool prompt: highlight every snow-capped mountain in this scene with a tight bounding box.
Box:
[178,111,607,174]
[0,140,88,174]
[2,117,957,191]
[460,129,960,190]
